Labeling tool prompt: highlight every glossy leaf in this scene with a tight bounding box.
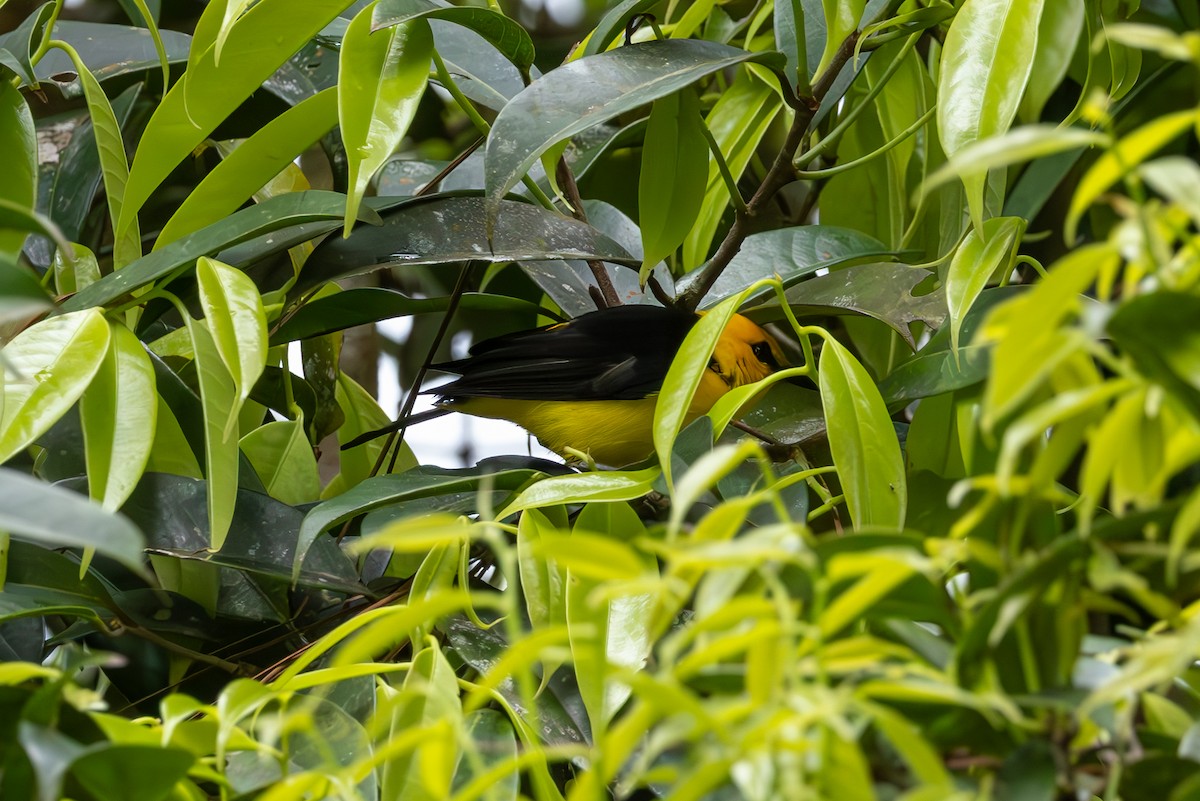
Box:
[240,418,321,506]
[0,310,110,465]
[374,0,534,72]
[157,88,340,247]
[117,0,347,247]
[937,0,1044,232]
[580,0,657,57]
[29,21,189,88]
[0,81,35,261]
[79,322,156,512]
[62,191,364,312]
[688,225,894,309]
[0,468,145,573]
[945,216,1020,354]
[183,316,240,550]
[303,194,636,291]
[638,89,708,277]
[484,40,784,226]
[51,42,141,268]
[196,257,268,439]
[923,125,1107,196]
[1017,0,1085,124]
[0,3,55,87]
[819,335,906,529]
[340,9,432,235]
[0,257,52,328]
[816,0,864,79]
[497,468,660,519]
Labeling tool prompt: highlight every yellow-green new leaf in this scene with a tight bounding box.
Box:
[339,8,433,235]
[937,0,1044,233]
[946,216,1021,354]
[196,257,267,441]
[239,417,320,505]
[184,316,239,550]
[639,89,709,279]
[80,322,157,512]
[819,336,906,529]
[816,0,865,80]
[0,309,110,465]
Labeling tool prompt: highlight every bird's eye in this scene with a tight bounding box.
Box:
[751,341,775,366]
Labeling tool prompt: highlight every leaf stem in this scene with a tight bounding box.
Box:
[794,105,936,180]
[555,157,623,308]
[699,117,748,216]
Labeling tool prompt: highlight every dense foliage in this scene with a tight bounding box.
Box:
[2,0,1200,798]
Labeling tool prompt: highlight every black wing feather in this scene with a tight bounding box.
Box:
[433,305,697,401]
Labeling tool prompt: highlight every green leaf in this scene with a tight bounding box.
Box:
[183,316,240,550]
[484,40,784,227]
[452,710,518,801]
[0,3,55,87]
[682,70,781,271]
[1017,0,1085,124]
[71,745,194,801]
[937,0,1044,233]
[196,257,268,439]
[117,0,348,246]
[923,125,1107,196]
[303,194,636,293]
[80,321,156,512]
[945,216,1021,354]
[819,335,906,529]
[688,225,894,309]
[157,87,340,247]
[28,21,189,89]
[1107,292,1200,422]
[638,89,708,277]
[497,468,660,519]
[1141,156,1200,228]
[340,9,432,235]
[374,0,534,72]
[0,468,145,574]
[580,0,658,57]
[50,42,141,268]
[1066,109,1200,243]
[0,257,52,328]
[0,81,36,261]
[742,263,945,349]
[240,418,321,505]
[816,0,864,79]
[0,309,110,465]
[271,288,548,344]
[296,466,538,581]
[62,190,364,312]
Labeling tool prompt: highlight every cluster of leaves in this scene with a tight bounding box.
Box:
[3,0,1200,798]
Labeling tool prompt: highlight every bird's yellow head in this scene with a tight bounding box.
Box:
[691,313,787,414]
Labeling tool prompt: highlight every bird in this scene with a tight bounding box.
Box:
[345,304,786,466]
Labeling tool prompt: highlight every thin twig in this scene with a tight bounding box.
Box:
[556,158,622,308]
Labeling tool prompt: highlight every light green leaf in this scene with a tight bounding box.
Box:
[0,80,35,261]
[117,0,348,247]
[946,216,1021,354]
[1066,109,1200,243]
[239,418,321,506]
[183,316,239,550]
[937,0,1044,233]
[638,88,708,278]
[923,125,1107,197]
[497,468,660,519]
[1017,0,1084,123]
[50,41,140,268]
[0,467,146,575]
[196,257,268,440]
[816,0,864,80]
[373,0,535,72]
[339,8,432,235]
[1140,156,1200,229]
[0,309,110,465]
[157,88,339,247]
[818,335,906,529]
[80,321,156,512]
[52,243,101,296]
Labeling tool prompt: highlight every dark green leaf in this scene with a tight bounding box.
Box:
[484,40,785,224]
[301,194,636,293]
[374,0,534,71]
[0,3,56,86]
[71,745,194,801]
[743,263,945,348]
[271,289,550,344]
[29,22,190,93]
[61,191,372,312]
[580,0,658,58]
[687,226,896,309]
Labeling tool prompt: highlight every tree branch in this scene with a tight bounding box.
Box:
[556,158,622,308]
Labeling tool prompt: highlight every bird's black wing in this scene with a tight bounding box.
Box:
[433,305,697,401]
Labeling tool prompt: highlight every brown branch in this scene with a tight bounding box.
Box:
[556,158,622,308]
[678,30,861,312]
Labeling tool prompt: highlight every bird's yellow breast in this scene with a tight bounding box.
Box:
[452,370,734,466]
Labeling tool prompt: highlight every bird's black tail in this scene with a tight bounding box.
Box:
[340,406,451,450]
